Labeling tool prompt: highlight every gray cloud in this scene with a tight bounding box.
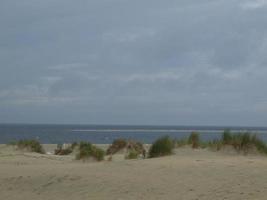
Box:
[1,0,267,125]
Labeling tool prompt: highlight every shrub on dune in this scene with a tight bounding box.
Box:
[175,138,187,148]
[54,142,78,155]
[106,138,127,155]
[127,140,146,156]
[107,139,146,159]
[208,139,223,151]
[16,139,45,154]
[218,131,267,155]
[253,136,267,154]
[54,145,73,155]
[76,142,105,161]
[222,129,232,145]
[125,149,139,159]
[148,136,174,158]
[188,132,200,149]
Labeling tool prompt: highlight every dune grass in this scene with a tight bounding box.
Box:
[125,149,139,159]
[149,136,174,158]
[188,132,200,148]
[106,138,127,155]
[220,131,267,154]
[107,139,146,159]
[76,142,105,161]
[175,132,202,149]
[176,138,188,147]
[54,142,78,155]
[172,130,267,156]
[12,139,45,154]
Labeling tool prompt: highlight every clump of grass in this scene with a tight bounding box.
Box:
[106,138,127,155]
[107,139,146,159]
[176,138,187,148]
[149,136,174,158]
[225,132,253,153]
[188,132,200,148]
[208,139,223,151]
[54,142,78,155]
[199,141,209,149]
[76,142,105,161]
[222,129,232,145]
[15,139,45,154]
[125,149,139,159]
[127,140,146,156]
[218,130,267,155]
[252,136,267,154]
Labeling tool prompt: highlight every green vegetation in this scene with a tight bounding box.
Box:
[125,149,139,159]
[208,131,267,155]
[76,142,105,161]
[127,141,146,156]
[253,136,267,154]
[149,136,174,158]
[54,142,78,155]
[172,130,267,156]
[175,133,202,149]
[222,129,232,145]
[14,139,45,154]
[106,139,146,159]
[106,138,127,155]
[188,132,200,148]
[224,132,267,154]
[208,139,223,151]
[176,138,187,147]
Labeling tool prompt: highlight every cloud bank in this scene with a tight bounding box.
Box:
[1,0,267,125]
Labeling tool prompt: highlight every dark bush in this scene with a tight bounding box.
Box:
[149,136,174,158]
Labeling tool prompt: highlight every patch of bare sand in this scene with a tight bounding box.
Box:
[1,144,267,200]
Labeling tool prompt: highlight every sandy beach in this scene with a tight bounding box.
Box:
[0,144,267,200]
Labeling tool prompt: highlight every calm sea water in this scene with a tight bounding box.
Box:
[1,124,267,144]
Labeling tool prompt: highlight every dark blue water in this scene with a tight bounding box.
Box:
[1,124,267,144]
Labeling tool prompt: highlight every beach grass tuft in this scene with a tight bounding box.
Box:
[76,142,105,161]
[106,138,127,155]
[14,139,45,154]
[215,130,267,155]
[188,132,200,149]
[54,142,78,155]
[149,136,174,158]
[125,149,139,159]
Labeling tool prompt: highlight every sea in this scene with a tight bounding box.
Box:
[1,124,267,144]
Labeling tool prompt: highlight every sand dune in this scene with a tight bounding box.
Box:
[1,144,267,200]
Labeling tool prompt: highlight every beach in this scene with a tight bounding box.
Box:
[1,144,267,200]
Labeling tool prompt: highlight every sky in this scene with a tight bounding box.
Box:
[1,0,267,126]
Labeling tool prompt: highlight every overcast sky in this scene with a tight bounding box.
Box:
[1,0,267,126]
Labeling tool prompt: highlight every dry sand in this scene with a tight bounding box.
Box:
[1,144,267,200]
